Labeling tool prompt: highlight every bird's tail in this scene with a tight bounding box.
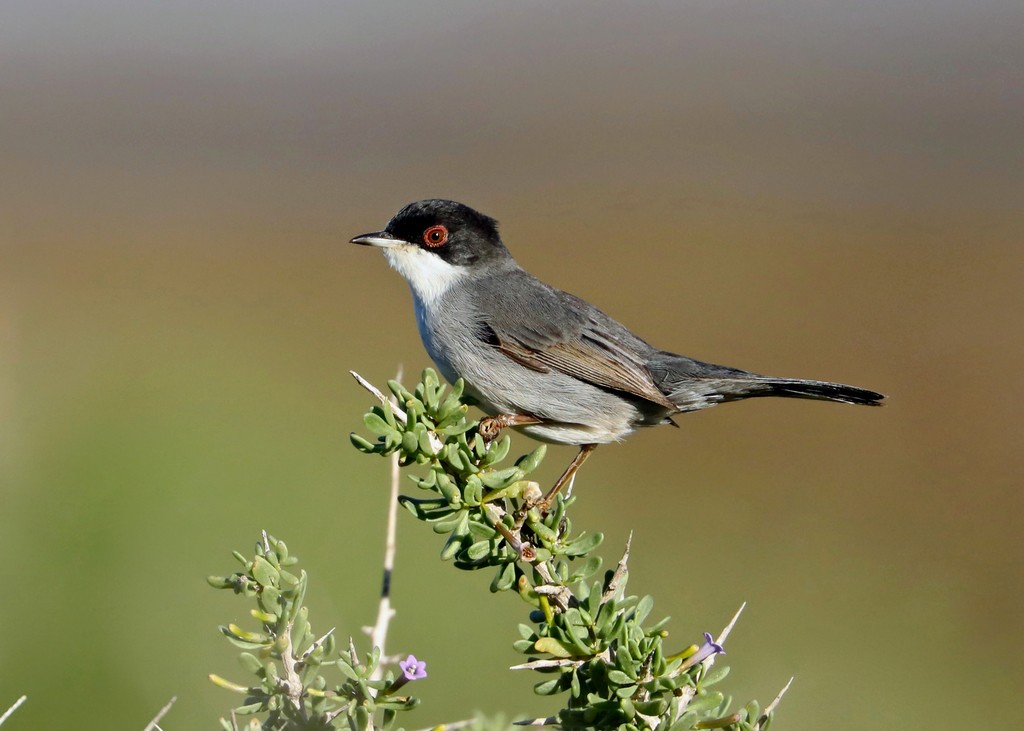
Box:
[648,352,885,411]
[725,376,885,406]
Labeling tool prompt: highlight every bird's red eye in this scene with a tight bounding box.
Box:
[423,225,448,247]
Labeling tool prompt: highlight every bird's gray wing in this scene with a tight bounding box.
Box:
[471,271,676,410]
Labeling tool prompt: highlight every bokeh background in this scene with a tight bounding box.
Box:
[2,1,1021,728]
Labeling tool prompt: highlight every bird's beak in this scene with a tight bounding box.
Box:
[350,230,404,248]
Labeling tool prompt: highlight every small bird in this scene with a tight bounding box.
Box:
[352,199,883,505]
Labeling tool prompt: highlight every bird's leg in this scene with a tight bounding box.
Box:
[478,413,542,443]
[536,443,598,513]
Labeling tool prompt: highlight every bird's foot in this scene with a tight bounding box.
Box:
[477,413,541,443]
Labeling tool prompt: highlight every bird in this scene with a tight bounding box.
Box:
[351,199,884,507]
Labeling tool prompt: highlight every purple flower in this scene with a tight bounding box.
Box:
[679,632,726,670]
[693,632,725,664]
[399,654,427,681]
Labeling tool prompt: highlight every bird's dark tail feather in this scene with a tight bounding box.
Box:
[737,377,885,406]
[661,373,885,412]
[649,353,885,410]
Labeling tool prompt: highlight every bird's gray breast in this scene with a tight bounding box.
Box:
[412,291,462,387]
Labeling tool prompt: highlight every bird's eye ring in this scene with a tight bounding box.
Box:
[423,225,448,247]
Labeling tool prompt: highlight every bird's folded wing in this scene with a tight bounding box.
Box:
[468,270,676,410]
[486,324,676,410]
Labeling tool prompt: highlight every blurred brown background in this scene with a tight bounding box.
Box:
[2,2,1021,729]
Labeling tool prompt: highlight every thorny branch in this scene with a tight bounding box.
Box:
[0,696,27,728]
[367,369,404,681]
[142,696,177,731]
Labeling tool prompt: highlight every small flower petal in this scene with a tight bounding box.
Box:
[399,654,427,680]
[703,632,725,656]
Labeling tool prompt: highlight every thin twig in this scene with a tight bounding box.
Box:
[756,677,794,729]
[142,696,176,731]
[703,601,746,670]
[351,371,408,424]
[510,658,582,671]
[368,368,404,681]
[602,531,632,602]
[0,696,27,727]
[303,627,336,660]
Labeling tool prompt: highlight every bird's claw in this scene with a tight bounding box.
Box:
[477,416,505,443]
[477,413,541,443]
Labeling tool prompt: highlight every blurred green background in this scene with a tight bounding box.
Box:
[2,1,1021,728]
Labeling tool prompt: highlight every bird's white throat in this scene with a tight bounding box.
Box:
[383,246,467,307]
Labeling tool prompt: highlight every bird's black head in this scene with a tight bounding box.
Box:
[351,199,510,268]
